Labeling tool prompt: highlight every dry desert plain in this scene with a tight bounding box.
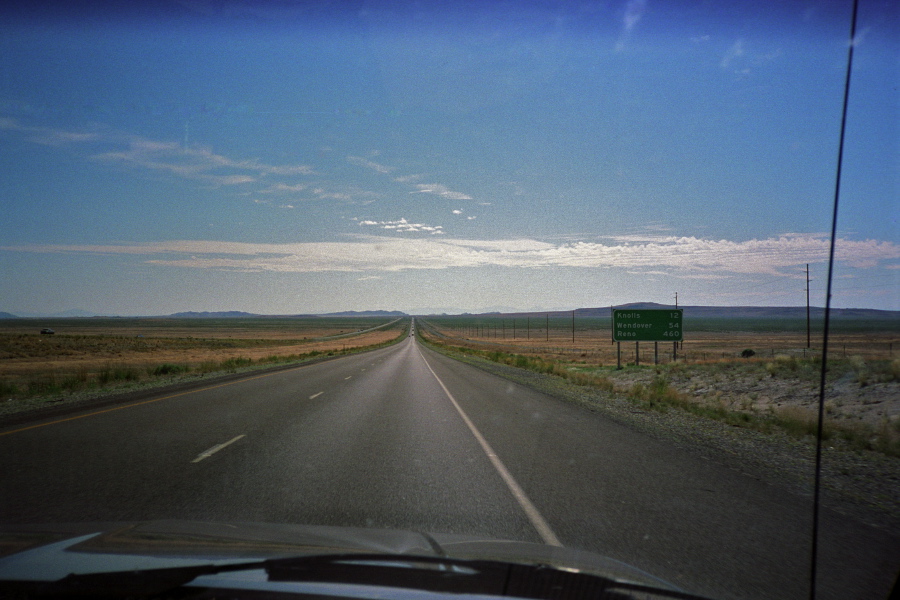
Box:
[0,316,406,416]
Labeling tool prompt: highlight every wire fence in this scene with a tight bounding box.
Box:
[421,318,897,365]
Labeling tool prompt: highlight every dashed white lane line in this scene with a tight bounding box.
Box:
[191,434,246,463]
[344,376,353,380]
[309,392,324,399]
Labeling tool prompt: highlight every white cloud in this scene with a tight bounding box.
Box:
[316,191,353,200]
[212,175,256,185]
[718,39,783,74]
[623,0,646,32]
[260,183,307,194]
[358,218,445,235]
[850,27,871,48]
[452,209,463,215]
[615,0,647,52]
[4,233,896,276]
[92,139,313,185]
[0,117,22,130]
[394,174,423,183]
[264,164,315,175]
[0,117,104,146]
[347,155,394,174]
[721,39,745,69]
[0,117,315,187]
[413,183,473,200]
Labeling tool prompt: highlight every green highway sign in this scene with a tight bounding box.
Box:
[612,309,683,342]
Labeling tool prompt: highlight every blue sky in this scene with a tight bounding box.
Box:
[1,0,897,315]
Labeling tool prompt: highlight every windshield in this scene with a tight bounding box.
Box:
[0,1,897,599]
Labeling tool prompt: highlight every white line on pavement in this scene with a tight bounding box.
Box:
[309,392,324,399]
[416,347,563,547]
[192,434,246,463]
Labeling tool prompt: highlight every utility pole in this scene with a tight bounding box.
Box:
[571,310,575,344]
[806,264,811,349]
[546,313,549,342]
[674,292,680,352]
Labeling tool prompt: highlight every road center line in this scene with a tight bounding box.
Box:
[417,347,563,547]
[192,434,246,463]
[309,392,324,399]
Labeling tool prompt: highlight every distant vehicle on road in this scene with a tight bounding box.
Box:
[39,328,54,335]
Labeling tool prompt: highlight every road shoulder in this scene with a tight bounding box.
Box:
[422,340,900,535]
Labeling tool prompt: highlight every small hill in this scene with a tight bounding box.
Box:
[0,311,19,319]
[321,310,408,317]
[168,311,260,318]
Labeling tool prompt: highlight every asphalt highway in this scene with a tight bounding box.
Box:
[0,329,896,599]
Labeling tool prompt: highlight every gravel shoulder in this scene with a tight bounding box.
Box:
[429,343,900,535]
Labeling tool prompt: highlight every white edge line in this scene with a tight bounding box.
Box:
[416,346,563,547]
[192,434,246,463]
[310,392,324,399]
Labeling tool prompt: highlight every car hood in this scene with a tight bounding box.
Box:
[0,520,676,591]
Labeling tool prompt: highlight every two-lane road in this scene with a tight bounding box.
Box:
[0,331,897,600]
[0,336,541,540]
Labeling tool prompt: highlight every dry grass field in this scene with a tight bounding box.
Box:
[0,317,407,407]
[419,317,897,364]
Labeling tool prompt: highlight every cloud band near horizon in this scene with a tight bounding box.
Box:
[2,234,896,276]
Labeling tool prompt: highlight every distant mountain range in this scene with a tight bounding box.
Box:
[0,309,409,319]
[1,305,896,320]
[168,311,261,318]
[501,303,900,320]
[0,309,98,318]
[168,310,408,318]
[321,310,407,317]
